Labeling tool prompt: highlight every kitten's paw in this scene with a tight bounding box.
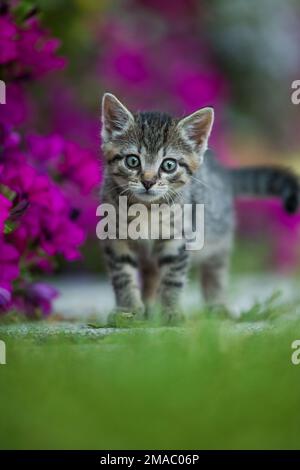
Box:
[207,303,231,318]
[161,308,185,326]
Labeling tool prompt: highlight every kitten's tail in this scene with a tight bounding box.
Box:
[229,166,300,214]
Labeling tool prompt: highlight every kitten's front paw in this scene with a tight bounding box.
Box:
[207,303,231,318]
[161,308,185,326]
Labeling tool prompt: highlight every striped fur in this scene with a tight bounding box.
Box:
[230,166,300,214]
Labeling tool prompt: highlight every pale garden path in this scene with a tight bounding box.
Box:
[1,274,299,339]
[53,274,299,320]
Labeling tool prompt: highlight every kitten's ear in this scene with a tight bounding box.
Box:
[101,93,134,141]
[177,107,214,151]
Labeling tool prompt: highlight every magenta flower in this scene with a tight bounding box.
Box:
[171,68,227,112]
[0,84,28,126]
[61,182,99,233]
[0,11,65,77]
[0,124,21,149]
[0,287,11,312]
[0,4,91,317]
[0,239,19,292]
[0,193,11,233]
[27,134,100,194]
[2,161,52,208]
[42,84,99,148]
[0,14,18,64]
[18,17,66,77]
[38,197,85,261]
[60,142,100,195]
[20,282,59,316]
[1,159,85,261]
[27,133,65,164]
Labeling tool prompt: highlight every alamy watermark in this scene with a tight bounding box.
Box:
[291,340,300,365]
[96,196,205,250]
[291,80,300,105]
[0,340,6,365]
[0,80,6,104]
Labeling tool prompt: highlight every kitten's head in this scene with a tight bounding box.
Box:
[101,93,214,203]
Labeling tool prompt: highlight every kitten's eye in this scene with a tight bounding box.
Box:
[161,159,177,173]
[125,155,140,169]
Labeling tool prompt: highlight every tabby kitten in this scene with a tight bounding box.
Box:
[100,93,299,321]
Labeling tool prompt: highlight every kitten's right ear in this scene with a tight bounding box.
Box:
[101,93,134,141]
[177,107,214,153]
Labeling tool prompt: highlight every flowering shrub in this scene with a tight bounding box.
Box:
[0,3,100,316]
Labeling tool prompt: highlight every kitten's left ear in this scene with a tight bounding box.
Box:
[177,107,214,151]
[101,93,134,141]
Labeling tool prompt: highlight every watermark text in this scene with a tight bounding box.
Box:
[291,340,300,365]
[291,80,300,105]
[0,340,6,365]
[96,197,205,250]
[0,80,6,104]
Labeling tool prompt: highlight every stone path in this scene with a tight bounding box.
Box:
[0,274,299,338]
[52,274,299,320]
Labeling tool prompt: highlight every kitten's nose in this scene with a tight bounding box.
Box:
[142,179,156,191]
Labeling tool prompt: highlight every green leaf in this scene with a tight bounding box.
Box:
[4,220,16,234]
[0,184,16,202]
[13,1,39,23]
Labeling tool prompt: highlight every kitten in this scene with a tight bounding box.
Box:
[100,92,299,321]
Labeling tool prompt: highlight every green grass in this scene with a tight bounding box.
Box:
[0,307,300,449]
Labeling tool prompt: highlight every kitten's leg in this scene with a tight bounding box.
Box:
[140,257,159,316]
[200,252,230,307]
[156,240,189,321]
[103,240,144,315]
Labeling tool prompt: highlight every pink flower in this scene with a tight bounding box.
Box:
[0,124,21,149]
[0,11,65,77]
[0,287,11,311]
[27,134,100,194]
[0,193,11,233]
[2,159,85,261]
[27,133,65,164]
[41,216,85,261]
[0,10,66,77]
[0,239,19,292]
[0,5,89,316]
[171,68,227,112]
[60,142,100,195]
[42,84,99,148]
[2,161,52,208]
[18,18,66,77]
[0,14,18,64]
[0,84,28,126]
[19,282,59,316]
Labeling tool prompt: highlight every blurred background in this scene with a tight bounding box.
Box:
[31,0,300,268]
[1,0,300,317]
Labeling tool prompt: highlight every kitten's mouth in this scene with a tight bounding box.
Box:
[132,189,166,202]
